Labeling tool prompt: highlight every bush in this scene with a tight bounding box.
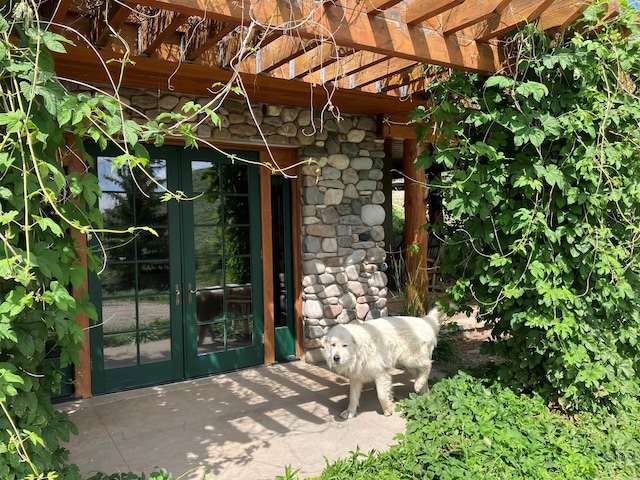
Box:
[86,469,174,480]
[316,373,640,479]
[412,4,640,411]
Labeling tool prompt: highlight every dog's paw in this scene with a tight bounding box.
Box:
[383,409,394,416]
[340,409,356,419]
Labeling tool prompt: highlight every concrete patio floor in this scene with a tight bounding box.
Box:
[57,361,412,480]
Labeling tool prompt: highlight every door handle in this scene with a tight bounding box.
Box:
[175,284,181,305]
[188,283,196,304]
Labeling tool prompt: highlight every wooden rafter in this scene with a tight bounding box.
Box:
[43,0,73,24]
[254,35,317,74]
[140,9,187,54]
[378,64,425,91]
[437,0,515,35]
[405,0,465,25]
[184,20,237,61]
[365,0,405,15]
[345,57,417,90]
[123,0,504,73]
[465,0,554,41]
[537,0,592,32]
[303,50,389,84]
[92,0,133,46]
[290,43,345,79]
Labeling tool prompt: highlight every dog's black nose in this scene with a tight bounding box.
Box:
[333,355,340,363]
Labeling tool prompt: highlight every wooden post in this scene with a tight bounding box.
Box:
[402,139,429,313]
[64,134,92,398]
[259,152,276,366]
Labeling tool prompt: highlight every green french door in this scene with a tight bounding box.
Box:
[88,144,263,393]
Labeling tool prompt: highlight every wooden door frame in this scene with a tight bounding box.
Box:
[259,148,303,365]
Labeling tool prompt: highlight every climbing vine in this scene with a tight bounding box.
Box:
[0,0,319,477]
[413,3,640,412]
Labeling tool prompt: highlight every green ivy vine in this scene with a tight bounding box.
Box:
[413,2,640,412]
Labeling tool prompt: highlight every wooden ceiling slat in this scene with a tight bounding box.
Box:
[405,0,465,25]
[93,1,134,46]
[379,66,426,93]
[465,0,554,41]
[184,20,237,61]
[44,0,608,118]
[602,0,621,21]
[536,0,592,32]
[140,10,188,55]
[439,0,515,35]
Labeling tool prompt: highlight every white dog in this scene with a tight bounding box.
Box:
[323,308,442,419]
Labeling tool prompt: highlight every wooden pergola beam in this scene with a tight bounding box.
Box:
[44,0,73,24]
[365,0,405,15]
[128,0,504,73]
[291,43,343,79]
[52,44,423,115]
[347,57,416,90]
[255,35,315,74]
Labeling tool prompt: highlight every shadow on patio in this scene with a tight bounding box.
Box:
[57,361,410,480]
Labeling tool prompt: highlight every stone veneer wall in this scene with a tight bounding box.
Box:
[80,86,389,363]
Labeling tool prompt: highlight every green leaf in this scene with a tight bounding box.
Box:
[33,215,64,237]
[485,76,515,89]
[515,82,549,102]
[39,30,70,54]
[0,111,26,133]
[0,13,9,33]
[528,260,546,279]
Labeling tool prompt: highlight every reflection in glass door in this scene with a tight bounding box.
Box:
[90,151,181,393]
[182,151,263,377]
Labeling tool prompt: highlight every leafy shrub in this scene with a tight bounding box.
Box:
[316,373,640,479]
[86,469,174,480]
[412,4,640,411]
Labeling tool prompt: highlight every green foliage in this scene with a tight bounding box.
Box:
[86,469,175,480]
[315,374,640,479]
[412,4,640,411]
[275,465,302,480]
[0,4,99,478]
[0,2,218,478]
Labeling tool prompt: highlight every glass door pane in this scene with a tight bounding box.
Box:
[183,151,263,377]
[98,156,172,367]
